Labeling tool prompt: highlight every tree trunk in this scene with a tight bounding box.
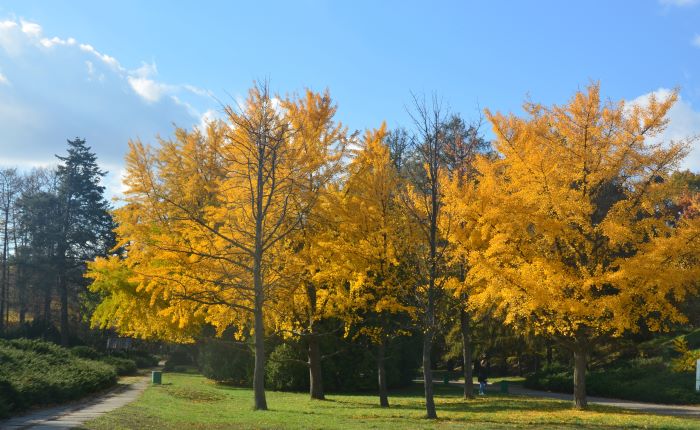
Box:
[573,348,588,409]
[306,283,325,400]
[546,342,553,367]
[18,285,25,324]
[308,334,325,400]
[252,260,268,411]
[0,207,7,334]
[377,340,389,407]
[59,274,69,346]
[43,282,52,322]
[422,328,437,419]
[460,308,474,398]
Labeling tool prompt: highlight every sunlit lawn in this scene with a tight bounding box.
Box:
[82,371,698,430]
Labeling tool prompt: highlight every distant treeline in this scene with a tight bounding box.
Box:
[0,138,114,345]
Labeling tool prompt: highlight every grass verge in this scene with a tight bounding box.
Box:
[83,371,699,430]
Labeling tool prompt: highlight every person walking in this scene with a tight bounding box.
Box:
[477,357,488,395]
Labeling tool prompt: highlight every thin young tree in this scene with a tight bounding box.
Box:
[400,94,451,419]
[0,169,20,332]
[441,115,490,398]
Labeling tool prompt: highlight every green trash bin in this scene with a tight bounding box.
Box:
[500,380,509,394]
[152,370,162,384]
[443,373,450,386]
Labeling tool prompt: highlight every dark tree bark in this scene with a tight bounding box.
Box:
[573,347,588,409]
[305,283,325,400]
[377,340,389,407]
[422,327,437,418]
[43,282,52,322]
[308,334,324,400]
[59,273,69,346]
[252,134,268,411]
[0,202,8,334]
[252,258,267,411]
[460,308,474,398]
[306,331,322,400]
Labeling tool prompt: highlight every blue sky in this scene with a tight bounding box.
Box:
[1,0,699,195]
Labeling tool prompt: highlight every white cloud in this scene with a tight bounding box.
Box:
[40,36,76,48]
[125,62,175,103]
[0,17,216,199]
[692,34,700,47]
[659,0,699,6]
[19,20,41,37]
[197,108,221,132]
[78,43,122,70]
[127,76,171,103]
[629,88,700,172]
[0,20,22,55]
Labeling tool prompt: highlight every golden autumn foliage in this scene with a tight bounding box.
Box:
[447,84,698,408]
[329,124,415,337]
[323,124,415,407]
[87,81,699,413]
[268,89,347,341]
[87,83,345,410]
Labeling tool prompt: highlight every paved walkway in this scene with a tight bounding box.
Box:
[1,375,150,429]
[504,383,700,418]
[419,378,700,418]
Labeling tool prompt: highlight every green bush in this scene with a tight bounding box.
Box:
[101,356,138,376]
[263,334,419,393]
[684,328,700,349]
[0,377,19,418]
[266,343,308,391]
[525,357,700,404]
[164,344,197,371]
[0,338,117,416]
[110,349,159,368]
[71,345,102,360]
[128,350,159,368]
[198,340,253,385]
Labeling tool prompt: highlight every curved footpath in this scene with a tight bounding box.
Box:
[507,383,700,418]
[454,380,700,418]
[0,374,150,430]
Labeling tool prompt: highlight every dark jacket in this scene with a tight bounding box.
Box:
[477,361,488,383]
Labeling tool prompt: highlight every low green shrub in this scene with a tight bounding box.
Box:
[0,377,19,418]
[0,338,117,416]
[127,350,159,368]
[109,349,159,368]
[101,356,137,376]
[263,334,419,393]
[198,339,254,385]
[71,345,102,360]
[266,343,308,391]
[684,328,700,349]
[164,345,196,371]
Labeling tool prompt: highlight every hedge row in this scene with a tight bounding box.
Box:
[192,334,420,393]
[524,357,700,405]
[70,346,158,376]
[0,339,117,418]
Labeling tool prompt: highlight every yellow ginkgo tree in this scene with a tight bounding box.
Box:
[462,84,698,409]
[266,89,347,401]
[328,125,416,407]
[88,83,343,411]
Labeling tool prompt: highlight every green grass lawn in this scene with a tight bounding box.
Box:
[82,371,699,430]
